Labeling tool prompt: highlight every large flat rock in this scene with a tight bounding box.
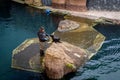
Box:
[55,16,105,58]
[11,38,42,72]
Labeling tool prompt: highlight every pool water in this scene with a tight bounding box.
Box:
[65,24,120,80]
[1,1,120,80]
[0,2,62,80]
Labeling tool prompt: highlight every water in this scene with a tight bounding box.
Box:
[87,0,120,11]
[65,24,120,80]
[0,2,62,80]
[1,2,120,80]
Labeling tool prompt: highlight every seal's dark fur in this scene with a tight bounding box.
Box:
[50,35,61,43]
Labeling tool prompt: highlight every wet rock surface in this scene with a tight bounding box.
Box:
[55,16,105,57]
[44,42,88,79]
[11,16,105,79]
[58,20,80,32]
[12,38,42,72]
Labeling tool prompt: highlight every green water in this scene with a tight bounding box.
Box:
[0,1,120,80]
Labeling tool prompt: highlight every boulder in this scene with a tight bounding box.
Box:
[58,20,80,32]
[44,42,88,79]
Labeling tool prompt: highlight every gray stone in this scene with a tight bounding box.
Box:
[11,38,42,73]
[58,20,80,32]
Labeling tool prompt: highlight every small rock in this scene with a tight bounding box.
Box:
[58,20,80,32]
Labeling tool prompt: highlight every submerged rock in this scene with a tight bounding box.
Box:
[11,38,42,72]
[44,42,88,79]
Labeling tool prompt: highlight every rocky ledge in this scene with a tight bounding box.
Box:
[58,19,80,32]
[12,32,105,79]
[44,42,88,79]
[12,17,105,79]
[12,38,88,79]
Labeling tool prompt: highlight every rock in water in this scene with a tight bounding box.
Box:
[58,20,80,32]
[44,42,88,79]
[11,16,105,79]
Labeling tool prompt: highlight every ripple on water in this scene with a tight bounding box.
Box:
[70,24,120,80]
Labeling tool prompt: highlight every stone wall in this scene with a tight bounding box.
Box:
[66,0,87,11]
[87,0,120,11]
[52,0,87,11]
[52,0,66,9]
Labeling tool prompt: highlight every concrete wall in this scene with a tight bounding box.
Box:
[87,0,120,11]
